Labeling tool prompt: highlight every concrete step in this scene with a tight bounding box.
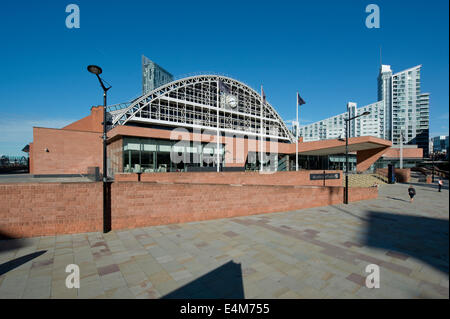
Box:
[345,174,388,188]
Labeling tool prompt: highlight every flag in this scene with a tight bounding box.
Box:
[297,92,305,106]
[261,86,266,104]
[218,79,230,94]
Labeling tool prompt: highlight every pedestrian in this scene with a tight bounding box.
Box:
[408,185,416,203]
[438,179,443,192]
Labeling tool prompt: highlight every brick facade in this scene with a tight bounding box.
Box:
[27,105,395,176]
[356,147,389,172]
[382,147,423,159]
[31,127,102,175]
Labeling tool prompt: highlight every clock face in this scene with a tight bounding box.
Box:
[226,95,238,108]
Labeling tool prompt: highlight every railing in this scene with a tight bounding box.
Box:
[0,156,28,167]
[0,155,28,173]
[106,102,132,112]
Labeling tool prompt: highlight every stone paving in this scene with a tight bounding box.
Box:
[0,181,448,299]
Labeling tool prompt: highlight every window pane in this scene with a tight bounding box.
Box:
[141,151,154,172]
[156,152,171,172]
[130,150,141,172]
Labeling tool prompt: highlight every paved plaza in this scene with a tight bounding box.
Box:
[0,181,448,299]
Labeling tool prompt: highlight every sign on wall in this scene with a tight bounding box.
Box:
[309,173,340,180]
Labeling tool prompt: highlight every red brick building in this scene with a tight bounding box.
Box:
[27,75,421,177]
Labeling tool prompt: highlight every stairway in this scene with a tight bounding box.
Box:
[344,174,388,188]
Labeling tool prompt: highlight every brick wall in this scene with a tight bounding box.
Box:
[0,183,102,238]
[62,106,103,133]
[110,182,345,230]
[115,170,343,187]
[0,180,377,238]
[110,182,377,231]
[32,127,103,175]
[348,186,379,202]
[382,147,423,159]
[29,142,34,174]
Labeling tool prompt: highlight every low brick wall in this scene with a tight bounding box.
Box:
[0,183,102,238]
[110,182,377,231]
[348,186,379,202]
[115,170,343,187]
[376,168,411,183]
[0,179,377,238]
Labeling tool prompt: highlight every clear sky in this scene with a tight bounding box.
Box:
[0,0,448,156]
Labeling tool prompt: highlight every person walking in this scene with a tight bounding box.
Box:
[438,179,443,192]
[408,185,416,203]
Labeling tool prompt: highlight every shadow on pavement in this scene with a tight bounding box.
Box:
[330,205,369,222]
[365,211,449,274]
[0,230,28,252]
[0,250,47,276]
[386,196,410,203]
[162,261,244,299]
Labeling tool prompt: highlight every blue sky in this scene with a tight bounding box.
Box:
[0,0,448,156]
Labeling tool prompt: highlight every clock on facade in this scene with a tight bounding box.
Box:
[226,94,238,108]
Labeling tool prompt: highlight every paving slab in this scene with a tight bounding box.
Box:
[0,182,448,298]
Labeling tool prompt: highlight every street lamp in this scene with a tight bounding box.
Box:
[343,110,370,204]
[87,65,112,233]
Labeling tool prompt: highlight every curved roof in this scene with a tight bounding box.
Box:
[109,75,294,142]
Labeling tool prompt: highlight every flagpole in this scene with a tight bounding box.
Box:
[296,92,299,171]
[216,78,220,172]
[260,85,263,172]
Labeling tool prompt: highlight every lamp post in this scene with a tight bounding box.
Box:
[87,65,111,233]
[344,110,370,204]
[399,130,403,169]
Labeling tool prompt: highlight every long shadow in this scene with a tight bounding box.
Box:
[104,181,112,233]
[0,250,46,276]
[330,205,369,222]
[386,196,410,203]
[365,211,449,274]
[162,261,244,299]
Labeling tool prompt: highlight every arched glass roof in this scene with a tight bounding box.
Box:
[109,75,294,142]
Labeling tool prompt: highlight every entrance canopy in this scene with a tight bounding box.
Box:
[298,136,392,156]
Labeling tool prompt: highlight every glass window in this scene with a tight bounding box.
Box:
[130,150,140,172]
[141,151,154,172]
[123,150,131,173]
[158,140,172,152]
[122,137,228,173]
[157,152,172,172]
